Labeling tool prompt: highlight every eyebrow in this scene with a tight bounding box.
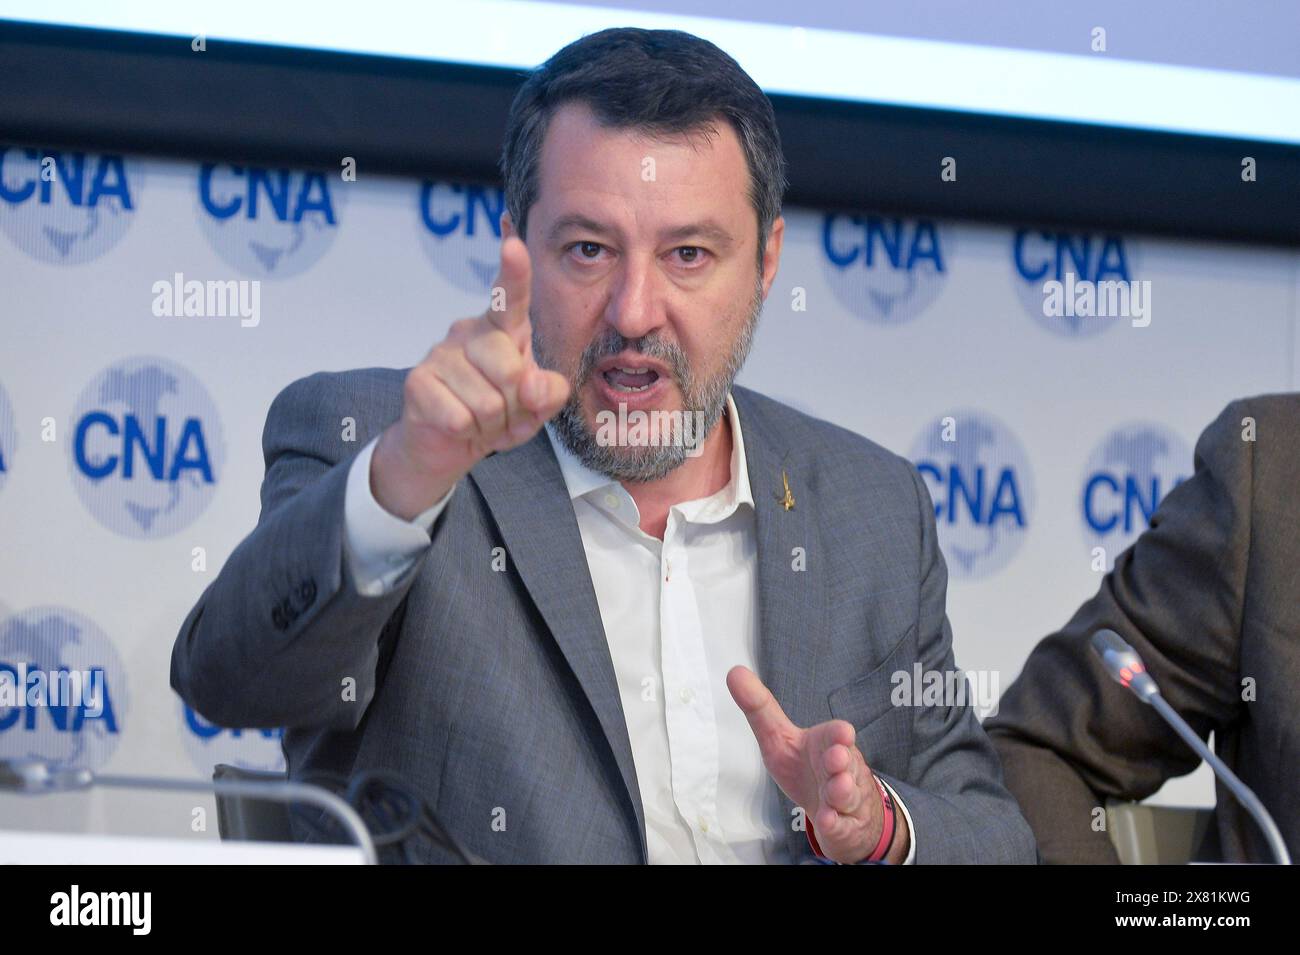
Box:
[546,213,736,248]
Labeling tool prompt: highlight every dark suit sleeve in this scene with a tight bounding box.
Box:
[170,371,433,730]
[984,400,1253,863]
[871,463,1038,864]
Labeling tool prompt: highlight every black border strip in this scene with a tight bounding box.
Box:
[1,19,1296,246]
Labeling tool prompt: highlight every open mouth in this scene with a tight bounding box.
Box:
[601,366,661,393]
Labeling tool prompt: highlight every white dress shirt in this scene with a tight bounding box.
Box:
[341,393,915,864]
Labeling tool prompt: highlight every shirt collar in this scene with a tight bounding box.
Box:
[543,391,754,519]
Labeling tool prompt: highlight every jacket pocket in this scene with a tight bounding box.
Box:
[826,624,916,775]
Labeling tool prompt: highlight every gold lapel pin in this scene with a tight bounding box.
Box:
[778,468,795,511]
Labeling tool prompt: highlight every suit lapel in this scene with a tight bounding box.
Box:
[469,389,830,864]
[469,430,648,861]
[732,387,831,862]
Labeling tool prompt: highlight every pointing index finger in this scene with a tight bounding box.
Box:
[485,234,532,342]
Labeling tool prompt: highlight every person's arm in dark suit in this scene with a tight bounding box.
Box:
[984,399,1254,863]
[170,371,441,731]
[868,464,1039,864]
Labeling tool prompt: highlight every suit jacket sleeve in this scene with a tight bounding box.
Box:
[984,400,1252,863]
[343,434,453,596]
[170,371,440,731]
[870,463,1039,864]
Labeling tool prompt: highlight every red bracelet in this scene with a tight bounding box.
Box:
[805,774,896,863]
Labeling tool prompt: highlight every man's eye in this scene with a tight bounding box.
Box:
[566,243,706,266]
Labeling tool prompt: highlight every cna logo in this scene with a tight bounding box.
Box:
[0,382,15,495]
[1082,422,1190,569]
[66,356,225,538]
[196,163,345,278]
[820,214,950,325]
[0,607,127,772]
[0,147,141,264]
[417,180,506,294]
[1011,229,1141,337]
[910,411,1035,579]
[179,702,285,775]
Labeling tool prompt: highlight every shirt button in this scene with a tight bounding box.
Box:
[679,687,693,704]
[698,816,710,833]
[603,493,620,509]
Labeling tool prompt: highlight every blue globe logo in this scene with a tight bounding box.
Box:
[1010,229,1142,338]
[1081,422,1190,569]
[179,700,285,776]
[195,164,346,278]
[0,606,128,772]
[66,356,225,538]
[819,214,951,325]
[911,410,1035,579]
[0,148,142,265]
[416,180,506,295]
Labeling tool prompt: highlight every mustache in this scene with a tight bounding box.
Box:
[573,330,690,388]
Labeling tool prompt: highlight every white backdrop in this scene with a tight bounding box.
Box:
[1,147,1295,843]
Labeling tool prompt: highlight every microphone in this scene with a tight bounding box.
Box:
[1090,628,1291,865]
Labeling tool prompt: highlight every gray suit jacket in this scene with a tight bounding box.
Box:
[986,394,1299,864]
[171,367,1035,863]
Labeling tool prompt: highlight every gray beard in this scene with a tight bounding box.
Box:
[535,274,764,483]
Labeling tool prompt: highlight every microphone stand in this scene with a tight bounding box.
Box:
[1091,629,1291,865]
[1,759,378,865]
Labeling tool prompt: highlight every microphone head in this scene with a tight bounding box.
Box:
[0,758,93,793]
[1089,628,1160,701]
[0,758,51,792]
[1090,627,1131,657]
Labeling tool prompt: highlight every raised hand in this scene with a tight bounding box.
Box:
[370,234,571,520]
[727,664,908,863]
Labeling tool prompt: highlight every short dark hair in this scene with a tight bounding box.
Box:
[498,27,788,269]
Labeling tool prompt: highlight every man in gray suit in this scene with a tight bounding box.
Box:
[987,395,1299,863]
[172,27,1034,864]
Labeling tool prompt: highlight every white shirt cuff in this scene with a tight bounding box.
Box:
[879,778,916,865]
[343,435,453,595]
